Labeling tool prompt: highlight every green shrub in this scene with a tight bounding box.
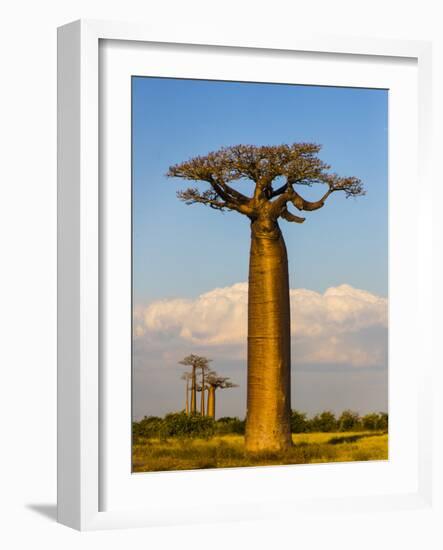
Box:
[362,412,388,431]
[377,412,388,431]
[162,412,215,439]
[132,410,388,442]
[308,411,337,432]
[133,416,163,439]
[290,410,309,433]
[133,412,215,440]
[338,410,361,432]
[215,417,245,434]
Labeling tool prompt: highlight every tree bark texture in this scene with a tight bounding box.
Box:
[245,219,292,452]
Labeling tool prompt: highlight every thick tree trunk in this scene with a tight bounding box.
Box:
[245,218,292,453]
[185,380,189,414]
[191,366,197,414]
[207,386,215,418]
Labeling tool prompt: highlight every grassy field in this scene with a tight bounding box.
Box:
[132,431,388,472]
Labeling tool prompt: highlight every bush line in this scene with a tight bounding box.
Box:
[133,410,388,441]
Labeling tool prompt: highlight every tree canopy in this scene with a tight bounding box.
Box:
[167,143,365,223]
[178,354,212,370]
[206,371,238,390]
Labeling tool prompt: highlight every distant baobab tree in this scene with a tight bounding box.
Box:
[168,144,364,452]
[198,360,212,415]
[206,372,238,419]
[180,372,192,414]
[195,383,207,414]
[178,354,212,414]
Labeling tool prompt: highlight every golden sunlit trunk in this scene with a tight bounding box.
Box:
[191,366,197,414]
[200,370,206,415]
[185,380,189,414]
[207,387,215,418]
[245,219,292,453]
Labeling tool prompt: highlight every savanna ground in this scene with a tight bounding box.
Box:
[132,431,388,472]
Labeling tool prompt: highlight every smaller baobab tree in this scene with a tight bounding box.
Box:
[180,372,192,414]
[195,382,207,415]
[206,372,238,419]
[198,359,212,415]
[178,354,212,414]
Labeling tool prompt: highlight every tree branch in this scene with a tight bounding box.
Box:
[177,188,229,211]
[176,187,253,215]
[292,187,332,211]
[280,206,305,224]
[210,177,250,204]
[270,182,289,198]
[270,173,364,218]
[167,144,365,221]
[322,173,365,198]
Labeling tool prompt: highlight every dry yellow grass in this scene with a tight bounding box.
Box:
[132,431,388,472]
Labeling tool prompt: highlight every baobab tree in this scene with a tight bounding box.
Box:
[206,372,238,419]
[168,144,364,452]
[198,359,212,415]
[178,354,211,414]
[191,361,212,415]
[195,383,207,415]
[180,372,192,414]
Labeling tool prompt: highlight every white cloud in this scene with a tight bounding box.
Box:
[134,283,387,368]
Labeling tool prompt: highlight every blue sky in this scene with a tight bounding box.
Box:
[132,77,388,420]
[132,77,388,304]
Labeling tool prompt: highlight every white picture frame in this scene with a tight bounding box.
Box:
[57,19,434,531]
